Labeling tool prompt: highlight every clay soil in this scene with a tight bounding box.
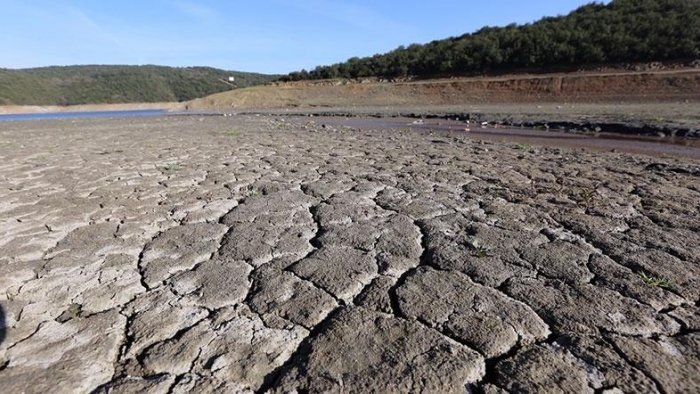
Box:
[1,114,699,393]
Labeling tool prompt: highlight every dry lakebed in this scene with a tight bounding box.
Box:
[0,114,699,393]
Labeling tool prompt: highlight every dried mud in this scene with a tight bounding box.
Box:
[0,115,699,393]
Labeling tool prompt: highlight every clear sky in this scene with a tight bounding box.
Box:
[1,0,610,74]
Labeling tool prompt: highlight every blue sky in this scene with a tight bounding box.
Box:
[1,0,609,74]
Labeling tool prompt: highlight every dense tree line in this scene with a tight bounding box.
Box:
[282,0,700,81]
[0,65,279,106]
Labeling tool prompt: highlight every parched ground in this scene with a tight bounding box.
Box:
[0,115,699,393]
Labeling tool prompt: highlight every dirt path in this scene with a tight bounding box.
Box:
[1,115,699,393]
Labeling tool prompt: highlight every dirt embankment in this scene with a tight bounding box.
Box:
[185,68,700,111]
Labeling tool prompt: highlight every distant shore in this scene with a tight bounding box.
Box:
[0,102,178,115]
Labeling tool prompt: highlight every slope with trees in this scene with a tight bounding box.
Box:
[282,0,700,81]
[0,65,279,106]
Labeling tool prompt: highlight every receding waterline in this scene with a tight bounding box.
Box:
[0,109,168,122]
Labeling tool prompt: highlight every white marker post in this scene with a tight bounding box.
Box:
[219,76,236,88]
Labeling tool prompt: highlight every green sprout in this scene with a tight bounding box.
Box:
[579,187,598,211]
[639,271,673,289]
[514,143,533,152]
[469,239,493,258]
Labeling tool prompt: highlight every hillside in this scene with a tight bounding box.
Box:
[282,0,700,81]
[0,65,279,106]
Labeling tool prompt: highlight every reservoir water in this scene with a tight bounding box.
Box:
[0,109,167,122]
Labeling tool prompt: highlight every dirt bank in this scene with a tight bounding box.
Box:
[186,68,700,111]
[181,69,700,139]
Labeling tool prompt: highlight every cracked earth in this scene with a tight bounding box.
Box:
[0,115,699,393]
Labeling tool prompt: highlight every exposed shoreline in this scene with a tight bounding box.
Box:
[3,100,699,142]
[2,67,699,140]
[234,104,700,139]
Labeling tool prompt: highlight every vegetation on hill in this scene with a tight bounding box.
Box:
[0,65,279,106]
[282,0,700,81]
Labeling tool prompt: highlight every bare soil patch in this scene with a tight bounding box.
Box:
[1,115,698,393]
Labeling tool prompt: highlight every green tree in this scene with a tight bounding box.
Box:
[281,0,700,80]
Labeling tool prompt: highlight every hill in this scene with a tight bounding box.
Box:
[0,65,279,106]
[282,0,700,81]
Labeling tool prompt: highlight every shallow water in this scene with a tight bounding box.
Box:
[0,109,167,122]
